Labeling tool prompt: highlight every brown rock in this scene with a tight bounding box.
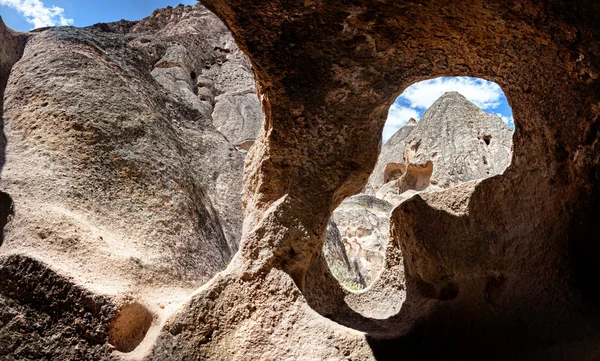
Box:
[149,0,600,359]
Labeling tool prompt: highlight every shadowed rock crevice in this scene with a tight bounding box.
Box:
[0,191,13,246]
[0,17,27,174]
[0,255,117,360]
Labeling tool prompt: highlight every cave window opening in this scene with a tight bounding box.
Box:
[324,76,514,292]
[483,134,492,145]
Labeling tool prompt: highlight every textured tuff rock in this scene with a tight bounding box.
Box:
[325,195,392,288]
[149,0,598,359]
[0,18,27,171]
[326,93,512,287]
[1,0,600,360]
[130,5,262,150]
[322,219,364,288]
[0,5,259,359]
[369,92,513,194]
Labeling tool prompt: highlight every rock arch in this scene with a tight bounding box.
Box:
[147,1,600,359]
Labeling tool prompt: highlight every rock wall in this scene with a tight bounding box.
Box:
[325,92,513,288]
[326,195,392,288]
[369,91,513,193]
[0,5,259,360]
[1,0,600,360]
[148,0,600,359]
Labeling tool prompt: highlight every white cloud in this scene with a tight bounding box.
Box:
[0,0,73,28]
[400,77,503,111]
[382,103,419,144]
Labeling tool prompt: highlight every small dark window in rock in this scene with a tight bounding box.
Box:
[483,134,492,145]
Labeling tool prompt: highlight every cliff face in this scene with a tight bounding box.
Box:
[369,92,513,194]
[0,5,259,359]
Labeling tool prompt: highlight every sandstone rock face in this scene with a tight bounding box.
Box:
[150,0,598,359]
[369,92,513,193]
[2,0,600,360]
[129,5,262,150]
[0,5,259,359]
[325,92,513,288]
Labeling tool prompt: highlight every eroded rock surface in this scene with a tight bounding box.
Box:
[0,5,259,359]
[154,0,599,359]
[1,0,600,360]
[325,195,392,288]
[131,5,262,150]
[369,91,513,194]
[325,92,513,288]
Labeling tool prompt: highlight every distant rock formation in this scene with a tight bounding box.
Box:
[325,92,514,288]
[326,195,393,288]
[369,91,513,196]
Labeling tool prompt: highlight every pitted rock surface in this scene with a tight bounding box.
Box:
[0,5,259,359]
[369,92,513,193]
[127,5,262,149]
[1,0,600,360]
[325,195,392,287]
[168,0,599,359]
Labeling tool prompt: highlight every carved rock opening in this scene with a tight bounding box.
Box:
[182,0,600,358]
[323,78,512,293]
[108,302,153,353]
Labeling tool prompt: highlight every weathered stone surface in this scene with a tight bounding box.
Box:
[369,92,513,193]
[326,195,392,287]
[128,5,263,149]
[0,17,27,171]
[2,0,600,359]
[212,91,262,149]
[0,5,255,359]
[366,117,417,194]
[323,219,364,288]
[0,255,118,360]
[326,92,512,288]
[148,0,599,359]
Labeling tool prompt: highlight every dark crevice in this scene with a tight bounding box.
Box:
[0,191,13,246]
[482,134,492,145]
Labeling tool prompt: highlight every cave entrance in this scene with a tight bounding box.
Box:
[324,76,514,291]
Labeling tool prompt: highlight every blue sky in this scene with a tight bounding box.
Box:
[0,0,197,31]
[383,76,514,143]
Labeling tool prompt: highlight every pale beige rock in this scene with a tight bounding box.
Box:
[1,0,600,360]
[326,195,392,287]
[369,92,513,194]
[0,6,247,360]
